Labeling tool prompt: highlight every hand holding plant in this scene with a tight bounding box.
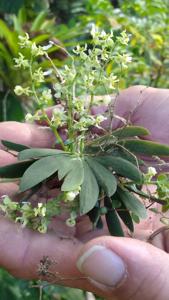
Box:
[1,86,169,300]
[1,27,169,237]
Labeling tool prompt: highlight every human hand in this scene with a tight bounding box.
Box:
[0,85,169,300]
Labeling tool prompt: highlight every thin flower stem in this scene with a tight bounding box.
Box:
[29,56,41,105]
[51,125,66,150]
[45,52,64,83]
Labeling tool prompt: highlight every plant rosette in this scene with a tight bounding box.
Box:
[0,26,169,236]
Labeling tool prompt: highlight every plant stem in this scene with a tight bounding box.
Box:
[29,56,41,105]
[29,56,66,151]
[126,185,166,205]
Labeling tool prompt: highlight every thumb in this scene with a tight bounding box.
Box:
[76,236,169,300]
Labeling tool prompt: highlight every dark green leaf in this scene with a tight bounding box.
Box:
[84,145,101,154]
[95,156,142,183]
[121,140,169,156]
[112,126,150,139]
[1,140,29,152]
[86,157,117,197]
[0,160,35,178]
[105,209,124,236]
[80,161,99,215]
[117,187,147,219]
[20,154,67,192]
[87,205,103,229]
[116,204,134,232]
[19,148,65,160]
[109,144,138,165]
[126,185,166,205]
[104,196,124,236]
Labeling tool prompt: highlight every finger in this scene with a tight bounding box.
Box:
[76,235,169,300]
[0,183,19,197]
[0,217,104,296]
[0,149,17,166]
[0,150,18,196]
[148,226,169,252]
[113,85,169,144]
[0,122,55,149]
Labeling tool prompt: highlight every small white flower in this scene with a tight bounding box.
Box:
[65,189,80,202]
[148,167,157,177]
[25,113,34,122]
[18,33,30,48]
[31,42,45,56]
[66,218,76,227]
[14,53,29,69]
[14,85,31,96]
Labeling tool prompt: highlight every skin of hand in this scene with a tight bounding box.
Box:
[0,85,169,300]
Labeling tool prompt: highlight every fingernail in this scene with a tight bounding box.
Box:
[77,245,126,287]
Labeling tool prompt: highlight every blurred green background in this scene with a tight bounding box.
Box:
[0,0,169,299]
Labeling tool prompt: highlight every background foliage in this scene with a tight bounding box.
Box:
[0,0,168,299]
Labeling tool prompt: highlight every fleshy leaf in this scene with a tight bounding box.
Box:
[1,140,29,152]
[0,160,35,178]
[121,139,169,156]
[95,156,142,183]
[19,148,65,160]
[86,157,117,197]
[117,187,147,219]
[80,161,99,215]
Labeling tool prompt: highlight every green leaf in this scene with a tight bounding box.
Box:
[86,126,149,150]
[87,205,103,229]
[121,140,169,156]
[31,11,48,31]
[117,187,147,219]
[19,148,65,160]
[105,209,124,236]
[131,213,140,224]
[1,140,29,152]
[116,204,134,232]
[80,161,99,215]
[61,157,84,191]
[109,144,138,165]
[86,157,117,197]
[95,156,142,183]
[112,126,150,139]
[0,160,35,178]
[20,154,84,192]
[104,196,124,236]
[20,154,66,192]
